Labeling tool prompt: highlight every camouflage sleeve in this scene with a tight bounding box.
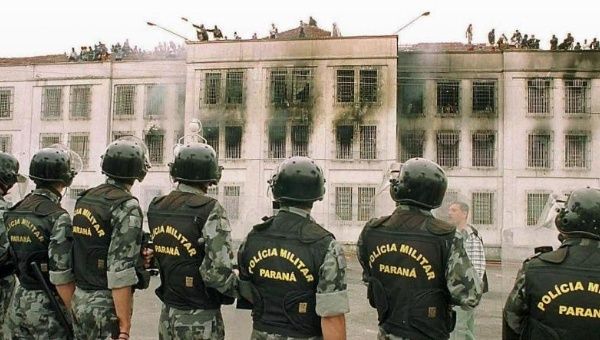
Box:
[315,239,349,317]
[356,224,370,284]
[107,198,143,289]
[48,212,75,285]
[199,201,237,297]
[0,205,9,261]
[503,263,529,335]
[446,232,482,309]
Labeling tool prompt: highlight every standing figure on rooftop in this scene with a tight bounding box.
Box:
[234,32,241,40]
[332,22,341,37]
[488,29,495,46]
[511,30,522,46]
[69,47,78,61]
[466,24,473,45]
[309,16,317,26]
[194,24,209,41]
[209,25,223,40]
[550,34,558,50]
[269,23,278,39]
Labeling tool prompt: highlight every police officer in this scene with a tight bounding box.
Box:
[357,158,482,340]
[4,146,80,338]
[238,156,349,340]
[70,136,150,340]
[147,141,237,340]
[0,151,26,338]
[503,187,600,340]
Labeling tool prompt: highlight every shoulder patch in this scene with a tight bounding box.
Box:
[538,247,568,264]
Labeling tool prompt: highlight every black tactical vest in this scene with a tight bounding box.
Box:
[4,193,66,290]
[240,210,334,338]
[361,207,455,340]
[72,183,133,290]
[147,190,223,310]
[523,241,600,340]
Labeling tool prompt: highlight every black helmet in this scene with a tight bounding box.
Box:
[555,187,600,240]
[0,152,26,192]
[101,136,150,181]
[169,142,221,184]
[29,145,82,187]
[269,156,325,203]
[390,158,447,210]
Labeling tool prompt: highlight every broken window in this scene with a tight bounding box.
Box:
[271,70,288,106]
[336,125,354,159]
[0,135,11,153]
[565,79,589,114]
[335,187,353,221]
[204,73,221,105]
[112,131,134,141]
[145,84,166,117]
[527,192,550,226]
[436,131,460,168]
[564,133,589,168]
[202,125,220,158]
[399,81,424,116]
[437,81,459,116]
[360,125,377,160]
[69,133,90,168]
[472,131,496,167]
[472,192,494,225]
[42,86,62,119]
[291,124,309,157]
[114,85,135,117]
[358,187,376,221]
[226,71,244,104]
[336,69,355,103]
[40,133,61,148]
[176,84,186,117]
[528,132,551,168]
[0,88,14,119]
[527,78,551,114]
[400,130,425,162]
[69,86,91,119]
[292,69,311,104]
[145,132,164,165]
[268,122,287,159]
[225,126,242,159]
[224,186,240,220]
[359,69,378,103]
[472,81,495,115]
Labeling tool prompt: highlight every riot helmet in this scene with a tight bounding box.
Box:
[29,144,82,187]
[169,141,221,184]
[555,187,600,240]
[101,136,150,182]
[0,152,26,193]
[389,157,447,210]
[269,156,326,203]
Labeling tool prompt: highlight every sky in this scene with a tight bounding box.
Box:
[2,0,600,57]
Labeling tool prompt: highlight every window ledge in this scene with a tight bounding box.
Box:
[113,115,135,120]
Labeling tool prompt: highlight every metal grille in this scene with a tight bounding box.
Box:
[335,187,353,221]
[472,81,495,114]
[336,69,355,103]
[42,87,62,119]
[271,70,288,106]
[528,133,551,168]
[0,88,14,119]
[527,79,551,114]
[359,69,378,103]
[437,81,459,116]
[400,130,425,162]
[527,192,550,226]
[336,125,354,159]
[358,187,376,221]
[472,192,494,225]
[0,135,11,153]
[292,69,311,104]
[436,131,460,168]
[69,134,90,168]
[69,86,91,119]
[40,133,61,148]
[360,125,377,160]
[472,131,496,167]
[112,131,134,141]
[226,71,243,104]
[114,85,135,116]
[204,73,221,105]
[177,84,185,117]
[68,187,87,200]
[225,126,242,159]
[145,133,164,165]
[565,133,589,168]
[565,79,589,114]
[291,125,309,157]
[206,186,218,199]
[145,84,166,117]
[268,122,286,159]
[399,81,424,116]
[202,125,220,158]
[224,186,240,220]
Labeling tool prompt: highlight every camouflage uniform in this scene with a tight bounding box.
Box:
[157,183,237,340]
[71,178,143,340]
[238,206,350,340]
[0,197,15,339]
[357,205,482,340]
[4,188,74,339]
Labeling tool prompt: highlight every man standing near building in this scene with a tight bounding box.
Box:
[448,202,487,340]
[357,158,482,340]
[238,156,349,340]
[503,187,600,340]
[148,142,237,339]
[466,24,473,45]
[70,136,151,340]
[4,146,80,338]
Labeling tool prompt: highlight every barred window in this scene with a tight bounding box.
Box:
[204,73,221,105]
[564,79,589,114]
[336,125,354,159]
[359,125,377,160]
[268,122,287,159]
[527,78,551,114]
[145,84,166,117]
[42,87,62,119]
[40,133,61,148]
[206,186,219,199]
[0,88,14,119]
[472,192,494,225]
[358,187,376,221]
[114,85,135,117]
[176,84,186,117]
[271,70,288,106]
[291,124,309,157]
[472,81,495,115]
[436,131,460,168]
[292,69,311,104]
[226,71,243,104]
[202,125,220,158]
[400,130,425,162]
[527,192,550,226]
[145,133,164,165]
[528,133,552,169]
[359,69,378,103]
[472,131,496,167]
[69,133,90,168]
[69,86,91,119]
[0,135,11,153]
[437,81,459,116]
[68,187,87,200]
[112,131,134,141]
[225,126,242,159]
[335,187,353,221]
[399,81,424,116]
[336,69,355,103]
[565,133,589,168]
[224,186,240,220]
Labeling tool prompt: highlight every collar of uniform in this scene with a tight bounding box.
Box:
[279,206,313,220]
[562,237,600,248]
[32,188,61,203]
[176,183,205,196]
[105,178,131,193]
[395,204,433,216]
